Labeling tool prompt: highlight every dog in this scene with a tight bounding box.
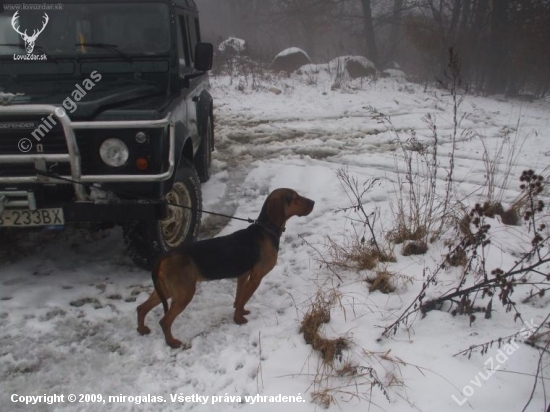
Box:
[136,188,315,348]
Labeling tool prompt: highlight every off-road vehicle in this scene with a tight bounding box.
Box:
[0,0,214,268]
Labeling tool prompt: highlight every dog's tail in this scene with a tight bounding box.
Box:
[151,257,169,314]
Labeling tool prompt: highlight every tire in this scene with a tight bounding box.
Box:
[195,115,213,183]
[123,159,202,270]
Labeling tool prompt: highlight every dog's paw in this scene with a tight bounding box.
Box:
[137,326,151,335]
[167,338,183,349]
[234,315,248,325]
[166,339,192,350]
[242,309,251,315]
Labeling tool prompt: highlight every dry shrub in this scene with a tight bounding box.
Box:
[481,201,519,225]
[445,246,468,267]
[501,208,520,225]
[332,169,396,272]
[480,127,527,207]
[300,292,349,365]
[311,390,334,409]
[402,240,428,256]
[458,213,472,236]
[387,224,426,244]
[366,269,396,293]
[326,235,395,271]
[482,201,504,218]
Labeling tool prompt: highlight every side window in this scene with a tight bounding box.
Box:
[194,18,201,43]
[187,15,198,59]
[176,15,191,68]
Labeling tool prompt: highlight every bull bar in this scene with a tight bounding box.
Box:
[0,105,175,203]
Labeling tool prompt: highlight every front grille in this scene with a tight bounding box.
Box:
[0,115,67,154]
[0,162,72,177]
[0,115,92,178]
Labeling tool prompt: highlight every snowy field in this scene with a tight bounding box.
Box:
[1,71,550,411]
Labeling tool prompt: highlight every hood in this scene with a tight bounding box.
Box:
[2,79,168,120]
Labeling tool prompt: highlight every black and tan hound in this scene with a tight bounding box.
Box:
[137,188,315,348]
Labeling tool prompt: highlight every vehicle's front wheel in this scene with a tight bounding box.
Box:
[123,160,202,270]
[195,115,213,183]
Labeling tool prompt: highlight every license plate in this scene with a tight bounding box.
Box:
[0,208,64,227]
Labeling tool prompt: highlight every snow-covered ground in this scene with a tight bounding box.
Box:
[2,72,550,412]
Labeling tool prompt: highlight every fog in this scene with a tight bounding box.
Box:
[196,0,550,97]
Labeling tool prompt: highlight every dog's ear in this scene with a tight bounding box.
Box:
[258,190,288,226]
[284,192,293,205]
[272,191,289,223]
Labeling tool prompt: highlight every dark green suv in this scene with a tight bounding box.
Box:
[0,0,214,268]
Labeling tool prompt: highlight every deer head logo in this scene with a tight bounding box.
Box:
[11,11,49,54]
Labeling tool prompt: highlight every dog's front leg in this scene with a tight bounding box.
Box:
[234,274,251,324]
[234,274,251,314]
[234,272,262,324]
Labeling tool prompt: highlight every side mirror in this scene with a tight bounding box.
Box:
[194,42,213,72]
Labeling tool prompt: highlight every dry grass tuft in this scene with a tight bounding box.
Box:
[501,207,520,225]
[481,201,504,218]
[401,240,428,256]
[445,246,468,267]
[311,390,335,409]
[300,294,350,364]
[458,213,472,236]
[326,235,395,271]
[387,223,427,244]
[366,269,396,293]
[481,201,519,225]
[335,361,361,377]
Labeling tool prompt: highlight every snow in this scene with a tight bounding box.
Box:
[218,37,246,53]
[383,68,406,78]
[297,55,376,85]
[2,73,550,411]
[328,55,375,70]
[274,47,310,60]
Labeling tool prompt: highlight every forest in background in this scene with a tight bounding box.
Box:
[197,0,550,98]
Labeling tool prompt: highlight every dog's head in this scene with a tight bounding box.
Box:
[258,188,315,228]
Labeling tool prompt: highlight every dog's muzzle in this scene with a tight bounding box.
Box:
[301,198,315,216]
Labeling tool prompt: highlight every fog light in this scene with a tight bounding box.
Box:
[99,138,129,167]
[135,131,147,144]
[136,157,149,171]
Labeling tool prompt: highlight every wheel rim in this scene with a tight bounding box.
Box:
[160,181,192,247]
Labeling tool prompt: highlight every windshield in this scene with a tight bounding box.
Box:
[0,3,171,57]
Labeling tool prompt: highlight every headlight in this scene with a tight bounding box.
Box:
[99,138,129,167]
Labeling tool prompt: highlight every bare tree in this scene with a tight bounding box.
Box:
[359,0,379,66]
[270,0,338,59]
[487,0,509,94]
[388,0,405,62]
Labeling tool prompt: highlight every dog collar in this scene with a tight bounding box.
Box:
[255,220,285,238]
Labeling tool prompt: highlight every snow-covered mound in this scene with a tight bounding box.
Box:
[271,47,311,73]
[297,55,376,79]
[218,37,246,53]
[382,68,406,78]
[328,55,376,78]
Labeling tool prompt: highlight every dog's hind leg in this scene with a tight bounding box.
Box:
[137,290,162,335]
[159,283,196,349]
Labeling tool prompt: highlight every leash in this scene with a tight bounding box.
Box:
[34,171,255,224]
